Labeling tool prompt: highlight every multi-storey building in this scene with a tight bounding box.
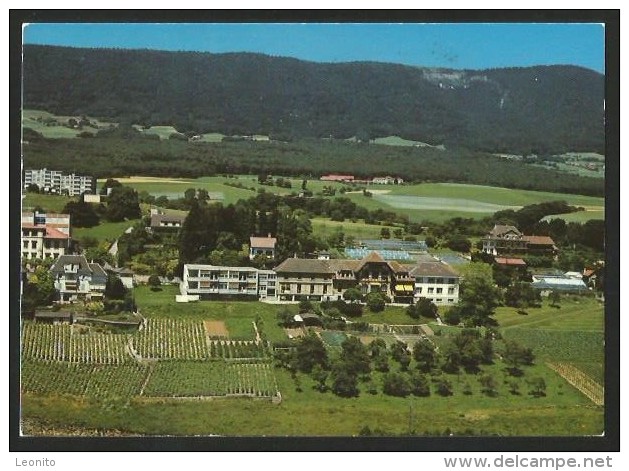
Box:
[481,224,557,256]
[50,255,107,303]
[274,252,454,304]
[21,211,71,260]
[181,265,277,300]
[23,168,96,196]
[181,253,460,305]
[409,260,460,306]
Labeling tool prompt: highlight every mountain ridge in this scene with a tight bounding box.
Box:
[22,44,604,155]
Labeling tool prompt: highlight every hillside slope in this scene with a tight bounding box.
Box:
[23,45,604,154]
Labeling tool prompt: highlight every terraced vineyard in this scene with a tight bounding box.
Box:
[143,361,277,397]
[21,323,131,364]
[21,320,279,401]
[22,361,148,399]
[132,319,209,360]
[547,362,604,406]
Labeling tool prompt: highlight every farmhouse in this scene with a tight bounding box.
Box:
[21,211,71,260]
[149,209,187,231]
[50,255,107,303]
[481,224,557,256]
[320,174,355,182]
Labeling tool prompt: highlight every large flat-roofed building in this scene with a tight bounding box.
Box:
[23,168,95,196]
[181,265,277,300]
[21,211,71,260]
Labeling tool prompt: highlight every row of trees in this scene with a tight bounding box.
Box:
[275,328,538,399]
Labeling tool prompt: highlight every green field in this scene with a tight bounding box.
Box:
[73,219,140,243]
[23,109,115,139]
[22,193,74,213]
[311,218,401,240]
[543,210,605,223]
[92,176,606,224]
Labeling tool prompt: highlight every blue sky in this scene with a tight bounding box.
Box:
[23,22,605,73]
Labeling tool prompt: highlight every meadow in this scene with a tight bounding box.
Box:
[100,176,605,224]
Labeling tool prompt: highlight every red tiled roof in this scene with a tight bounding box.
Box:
[45,226,70,239]
[495,257,527,266]
[250,236,277,249]
[522,235,556,246]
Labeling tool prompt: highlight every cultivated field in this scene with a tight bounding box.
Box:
[21,290,606,436]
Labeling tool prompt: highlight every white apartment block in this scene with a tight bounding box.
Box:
[24,168,95,196]
[181,265,277,300]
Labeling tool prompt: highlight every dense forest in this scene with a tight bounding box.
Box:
[21,132,605,196]
[22,45,604,155]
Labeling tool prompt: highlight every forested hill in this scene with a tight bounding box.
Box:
[23,45,604,155]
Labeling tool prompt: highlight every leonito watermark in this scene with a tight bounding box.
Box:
[15,458,55,467]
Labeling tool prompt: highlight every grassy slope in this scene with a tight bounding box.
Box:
[73,220,140,243]
[22,193,74,213]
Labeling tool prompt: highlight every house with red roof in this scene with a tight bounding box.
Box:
[21,211,71,260]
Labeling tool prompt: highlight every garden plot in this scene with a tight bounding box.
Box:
[373,194,520,213]
[204,320,229,338]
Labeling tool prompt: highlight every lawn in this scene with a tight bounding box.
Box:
[73,219,140,243]
[542,210,605,223]
[22,193,74,213]
[493,297,604,331]
[311,218,400,241]
[134,285,289,342]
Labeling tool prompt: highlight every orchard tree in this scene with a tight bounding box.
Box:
[413,340,437,373]
[105,186,141,222]
[294,331,328,373]
[456,262,503,326]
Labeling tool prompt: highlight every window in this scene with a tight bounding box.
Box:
[323,285,328,294]
[428,278,435,284]
[447,299,454,303]
[427,287,434,294]
[23,241,27,248]
[416,287,422,294]
[31,240,37,248]
[448,287,455,294]
[310,285,315,294]
[436,288,442,294]
[436,278,443,284]
[297,285,302,294]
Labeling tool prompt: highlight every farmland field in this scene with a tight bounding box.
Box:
[20,288,606,437]
[95,176,605,224]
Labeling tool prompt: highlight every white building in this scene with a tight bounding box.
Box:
[409,259,460,305]
[24,168,95,196]
[21,211,71,260]
[181,265,277,300]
